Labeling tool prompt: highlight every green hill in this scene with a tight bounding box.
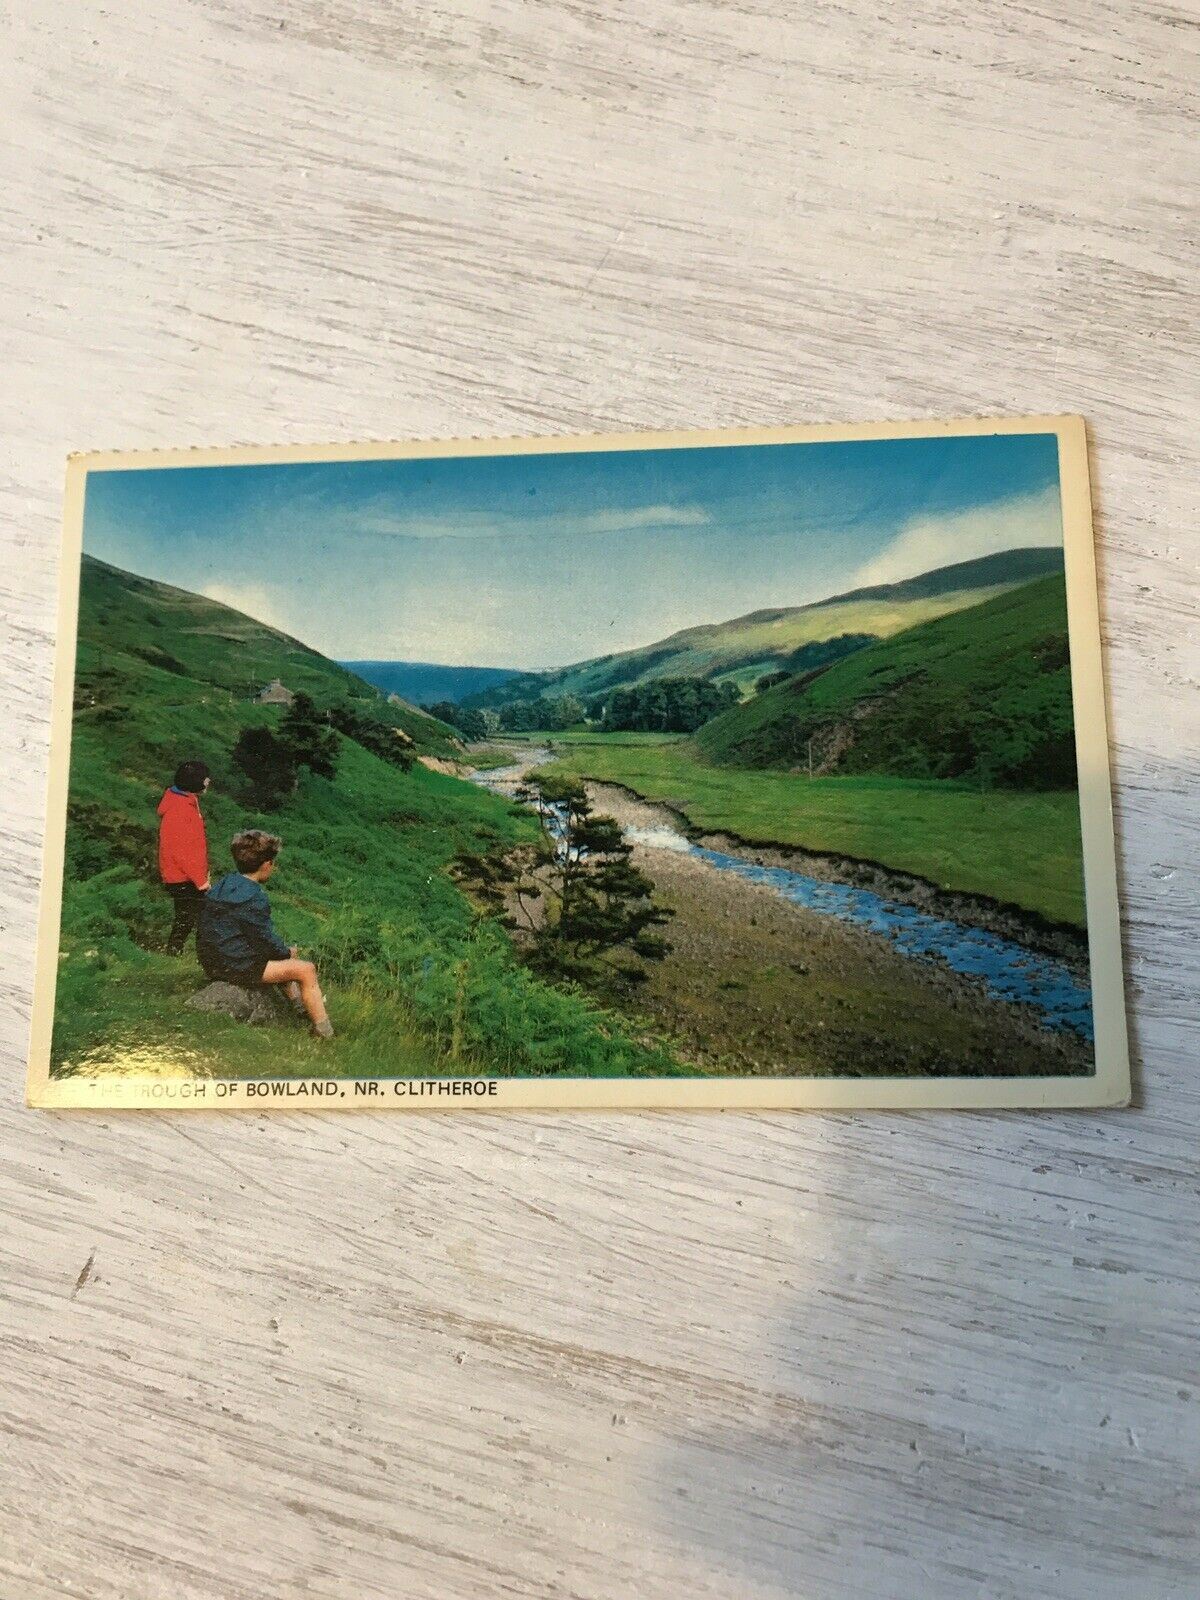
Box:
[52,557,680,1081]
[76,555,463,756]
[695,574,1077,788]
[463,546,1065,706]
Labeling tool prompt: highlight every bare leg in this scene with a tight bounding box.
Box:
[261,958,332,1035]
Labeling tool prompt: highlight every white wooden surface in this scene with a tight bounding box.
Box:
[2,3,1198,1595]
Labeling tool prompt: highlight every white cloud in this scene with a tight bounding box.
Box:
[350,503,710,540]
[851,486,1063,588]
[573,505,710,535]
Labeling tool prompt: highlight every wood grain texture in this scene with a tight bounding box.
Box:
[1,2,1197,1595]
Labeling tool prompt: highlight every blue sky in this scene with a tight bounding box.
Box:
[82,432,1062,668]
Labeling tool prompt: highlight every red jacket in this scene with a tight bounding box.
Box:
[157,787,208,888]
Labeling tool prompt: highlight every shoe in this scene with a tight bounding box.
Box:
[311,1017,335,1040]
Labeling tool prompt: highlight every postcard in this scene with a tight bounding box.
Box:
[26,416,1129,1108]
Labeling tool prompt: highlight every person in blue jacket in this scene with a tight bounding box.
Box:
[197,829,334,1039]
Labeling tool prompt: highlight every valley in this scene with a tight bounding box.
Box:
[458,545,1066,706]
[57,539,1092,1083]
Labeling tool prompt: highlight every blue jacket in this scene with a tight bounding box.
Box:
[196,873,291,978]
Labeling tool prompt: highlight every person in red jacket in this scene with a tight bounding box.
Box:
[157,759,211,955]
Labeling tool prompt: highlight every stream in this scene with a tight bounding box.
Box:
[471,748,1094,1043]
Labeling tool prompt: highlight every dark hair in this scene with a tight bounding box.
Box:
[173,759,211,794]
[230,829,282,874]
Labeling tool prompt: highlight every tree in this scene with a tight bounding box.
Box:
[453,772,672,988]
[280,692,340,780]
[781,632,876,675]
[494,692,587,733]
[548,692,585,728]
[233,693,342,808]
[449,847,539,923]
[454,706,489,741]
[497,699,536,732]
[414,695,497,740]
[424,701,461,727]
[327,700,414,771]
[232,725,296,810]
[755,669,791,694]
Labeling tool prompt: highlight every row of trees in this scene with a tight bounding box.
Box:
[597,676,740,733]
[421,644,883,744]
[754,636,876,696]
[424,693,586,737]
[497,693,586,732]
[431,675,742,741]
[232,692,413,809]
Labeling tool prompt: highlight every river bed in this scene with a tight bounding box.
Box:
[470,748,1094,1046]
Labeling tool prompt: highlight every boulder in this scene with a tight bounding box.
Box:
[186,981,283,1026]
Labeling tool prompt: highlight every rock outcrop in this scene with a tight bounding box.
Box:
[186,981,285,1026]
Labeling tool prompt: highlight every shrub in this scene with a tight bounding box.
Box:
[66,800,157,881]
[68,866,168,950]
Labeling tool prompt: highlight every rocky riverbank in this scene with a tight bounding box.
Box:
[585,782,1093,1078]
[583,778,1088,969]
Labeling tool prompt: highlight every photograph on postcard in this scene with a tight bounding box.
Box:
[27,419,1128,1108]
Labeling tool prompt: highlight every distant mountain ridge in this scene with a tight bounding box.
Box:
[342,660,521,707]
[728,545,1067,620]
[460,546,1066,708]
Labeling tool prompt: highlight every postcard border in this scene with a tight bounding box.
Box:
[26,414,1131,1110]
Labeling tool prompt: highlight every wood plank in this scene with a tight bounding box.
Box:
[1,2,1196,1594]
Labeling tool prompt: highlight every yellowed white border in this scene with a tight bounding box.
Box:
[26,415,1130,1110]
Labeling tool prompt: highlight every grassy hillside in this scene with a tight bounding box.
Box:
[535,733,1086,927]
[696,575,1077,788]
[78,556,463,756]
[52,558,682,1080]
[463,547,1065,705]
